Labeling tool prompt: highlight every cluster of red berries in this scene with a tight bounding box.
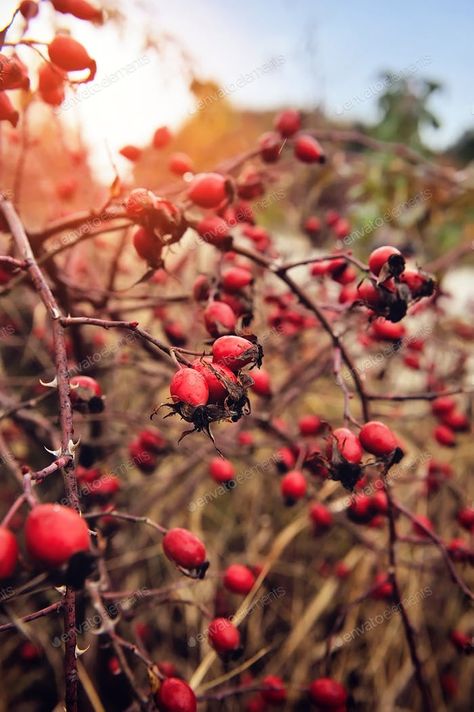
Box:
[162,334,262,442]
[431,395,469,448]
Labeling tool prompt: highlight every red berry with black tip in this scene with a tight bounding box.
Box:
[261,675,287,704]
[458,506,474,532]
[294,135,325,164]
[25,504,90,568]
[434,424,456,447]
[212,335,258,372]
[280,470,307,503]
[162,528,206,571]
[309,677,347,708]
[368,246,403,276]
[309,503,333,533]
[359,421,397,457]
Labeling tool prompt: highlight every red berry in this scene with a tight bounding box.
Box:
[309,677,347,708]
[193,274,211,301]
[304,215,322,237]
[204,301,236,337]
[331,427,363,465]
[188,172,230,208]
[119,145,141,162]
[250,369,272,397]
[155,677,197,712]
[192,358,238,402]
[368,246,403,276]
[434,424,456,447]
[170,368,209,407]
[25,504,90,568]
[261,675,287,704]
[0,55,29,91]
[294,134,325,164]
[431,396,456,416]
[441,409,469,432]
[196,216,230,246]
[0,92,19,127]
[208,617,240,654]
[347,494,374,524]
[223,564,256,594]
[259,131,284,162]
[238,431,254,447]
[153,125,172,149]
[209,457,235,484]
[412,515,433,538]
[133,227,162,265]
[162,528,206,570]
[19,1,39,19]
[212,335,258,372]
[458,506,474,532]
[370,490,388,515]
[221,266,253,292]
[359,421,397,457]
[357,280,383,308]
[48,35,95,75]
[70,375,102,407]
[309,503,333,533]
[280,470,307,503]
[333,217,351,239]
[371,318,405,341]
[51,0,102,22]
[371,573,393,600]
[0,527,18,579]
[400,269,432,297]
[298,414,322,436]
[169,152,194,176]
[274,109,301,138]
[450,630,472,653]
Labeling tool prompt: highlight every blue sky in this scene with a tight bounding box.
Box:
[150,0,474,149]
[2,0,471,181]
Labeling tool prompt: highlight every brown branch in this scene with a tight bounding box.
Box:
[0,197,80,712]
[383,472,433,711]
[0,601,63,633]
